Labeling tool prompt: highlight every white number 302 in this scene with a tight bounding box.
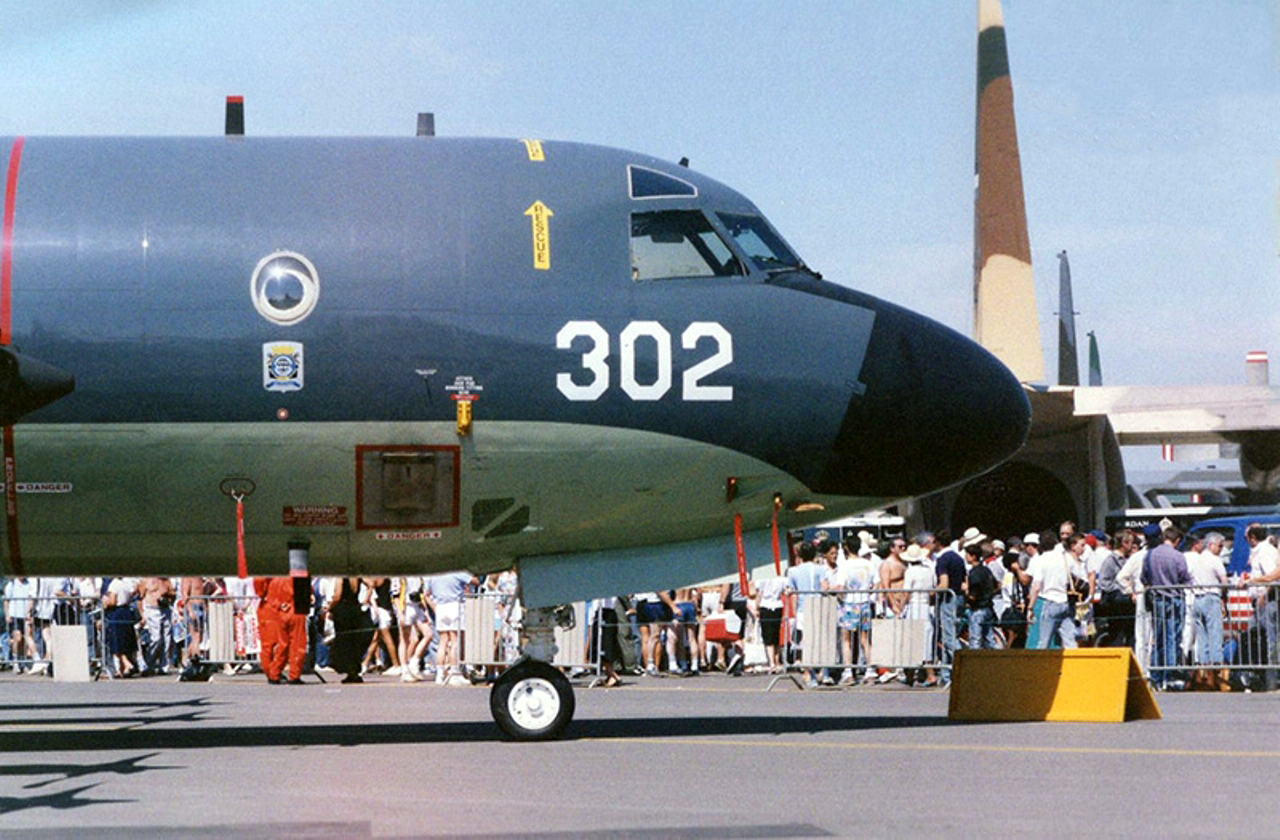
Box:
[556,320,733,402]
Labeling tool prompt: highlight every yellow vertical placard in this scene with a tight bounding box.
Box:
[525,201,552,270]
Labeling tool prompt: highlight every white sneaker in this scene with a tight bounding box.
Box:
[435,669,445,685]
[385,665,402,677]
[446,673,470,687]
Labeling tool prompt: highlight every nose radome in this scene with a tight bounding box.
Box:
[816,303,1030,498]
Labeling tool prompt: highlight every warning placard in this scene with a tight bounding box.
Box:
[283,505,349,527]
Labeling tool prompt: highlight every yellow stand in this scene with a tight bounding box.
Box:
[948,648,1161,723]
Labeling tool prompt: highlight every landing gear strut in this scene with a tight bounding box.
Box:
[488,605,576,740]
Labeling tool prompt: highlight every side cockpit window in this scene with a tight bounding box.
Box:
[630,211,743,281]
[716,212,802,273]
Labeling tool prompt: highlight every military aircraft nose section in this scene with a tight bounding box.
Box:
[817,305,1030,498]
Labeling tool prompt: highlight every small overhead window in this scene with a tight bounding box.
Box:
[630,211,742,281]
[629,165,697,199]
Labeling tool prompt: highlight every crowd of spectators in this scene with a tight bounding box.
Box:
[593,519,1279,692]
[0,520,1275,692]
[0,571,511,683]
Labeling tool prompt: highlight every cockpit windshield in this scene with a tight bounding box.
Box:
[716,213,803,273]
[630,211,743,281]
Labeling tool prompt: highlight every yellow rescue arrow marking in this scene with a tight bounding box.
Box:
[521,139,545,162]
[525,201,552,270]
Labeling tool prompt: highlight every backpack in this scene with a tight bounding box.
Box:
[178,655,216,682]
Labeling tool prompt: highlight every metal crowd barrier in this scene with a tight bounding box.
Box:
[182,594,262,669]
[460,593,592,673]
[1141,581,1279,689]
[1,593,106,677]
[787,587,959,674]
[461,591,516,669]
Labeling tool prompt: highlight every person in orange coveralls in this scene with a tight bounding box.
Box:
[255,577,309,684]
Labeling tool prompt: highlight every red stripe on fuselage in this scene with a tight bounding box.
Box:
[2,137,24,346]
[2,138,23,575]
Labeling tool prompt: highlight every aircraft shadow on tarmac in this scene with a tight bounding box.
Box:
[0,713,972,753]
[0,752,182,791]
[0,782,135,816]
[0,698,219,714]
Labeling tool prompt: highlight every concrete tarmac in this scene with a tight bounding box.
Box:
[0,668,1275,838]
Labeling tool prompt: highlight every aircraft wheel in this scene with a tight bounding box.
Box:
[490,660,575,741]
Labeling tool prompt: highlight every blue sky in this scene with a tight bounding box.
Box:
[2,1,1277,474]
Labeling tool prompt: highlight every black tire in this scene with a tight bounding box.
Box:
[489,660,575,741]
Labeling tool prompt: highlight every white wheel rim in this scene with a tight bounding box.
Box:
[507,676,561,731]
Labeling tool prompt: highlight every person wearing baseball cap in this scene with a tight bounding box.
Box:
[1008,532,1041,648]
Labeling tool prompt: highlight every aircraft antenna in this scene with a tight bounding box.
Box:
[1086,330,1103,386]
[225,96,245,136]
[1246,350,1269,386]
[1056,250,1079,386]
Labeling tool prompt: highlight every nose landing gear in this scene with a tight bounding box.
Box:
[490,658,575,740]
[488,604,576,740]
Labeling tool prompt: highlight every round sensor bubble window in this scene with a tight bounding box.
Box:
[250,251,320,326]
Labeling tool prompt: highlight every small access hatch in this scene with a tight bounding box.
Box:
[356,445,459,529]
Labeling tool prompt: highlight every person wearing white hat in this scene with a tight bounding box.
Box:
[1002,533,1039,649]
[902,543,938,686]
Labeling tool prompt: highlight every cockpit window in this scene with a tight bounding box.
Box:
[630,211,743,281]
[629,166,698,199]
[716,213,803,272]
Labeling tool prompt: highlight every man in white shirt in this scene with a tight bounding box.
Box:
[426,570,479,685]
[1117,524,1160,669]
[1245,525,1279,690]
[1028,533,1087,649]
[1187,532,1228,687]
[785,541,831,687]
[833,538,875,684]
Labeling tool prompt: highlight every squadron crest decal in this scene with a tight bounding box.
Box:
[263,341,304,392]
